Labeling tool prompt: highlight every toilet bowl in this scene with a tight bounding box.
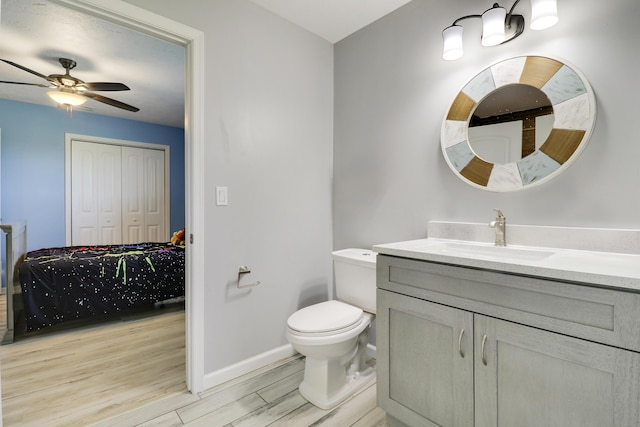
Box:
[286,249,377,410]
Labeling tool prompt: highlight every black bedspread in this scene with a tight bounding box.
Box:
[18,242,185,331]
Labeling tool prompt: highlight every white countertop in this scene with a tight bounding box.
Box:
[373,238,640,291]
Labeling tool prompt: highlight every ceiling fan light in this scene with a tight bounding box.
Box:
[482,5,507,46]
[47,90,87,106]
[530,0,558,30]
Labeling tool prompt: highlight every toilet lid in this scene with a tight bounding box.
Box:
[287,300,363,334]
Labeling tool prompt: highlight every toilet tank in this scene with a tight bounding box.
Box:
[332,248,377,314]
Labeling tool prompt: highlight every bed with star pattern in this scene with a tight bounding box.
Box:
[17,242,185,332]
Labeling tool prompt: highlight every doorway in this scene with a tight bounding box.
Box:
[50,0,205,393]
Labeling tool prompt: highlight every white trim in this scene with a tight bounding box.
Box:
[66,133,172,151]
[203,345,298,391]
[184,21,206,395]
[64,133,171,246]
[50,0,206,393]
[50,0,197,45]
[202,343,376,392]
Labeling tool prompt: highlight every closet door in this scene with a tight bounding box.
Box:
[121,147,145,243]
[143,148,166,242]
[121,147,165,243]
[71,141,122,245]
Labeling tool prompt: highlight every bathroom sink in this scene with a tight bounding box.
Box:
[436,242,555,262]
[374,224,640,290]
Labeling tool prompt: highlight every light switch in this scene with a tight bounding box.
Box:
[216,186,228,206]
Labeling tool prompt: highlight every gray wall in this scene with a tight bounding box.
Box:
[122,0,640,380]
[123,0,334,373]
[334,0,640,250]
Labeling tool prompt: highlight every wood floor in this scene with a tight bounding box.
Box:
[1,310,187,426]
[0,305,387,426]
[95,355,386,427]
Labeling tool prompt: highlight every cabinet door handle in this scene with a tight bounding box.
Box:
[458,329,465,358]
[481,334,488,366]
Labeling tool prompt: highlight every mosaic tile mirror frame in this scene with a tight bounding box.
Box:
[441,55,596,192]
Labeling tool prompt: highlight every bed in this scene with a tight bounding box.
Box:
[1,223,185,341]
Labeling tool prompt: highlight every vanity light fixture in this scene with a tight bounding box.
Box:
[442,0,558,61]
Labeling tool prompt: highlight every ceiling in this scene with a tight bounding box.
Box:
[0,0,186,127]
[0,0,412,128]
[249,0,414,44]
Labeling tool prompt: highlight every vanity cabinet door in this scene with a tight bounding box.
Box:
[377,289,474,427]
[474,315,640,427]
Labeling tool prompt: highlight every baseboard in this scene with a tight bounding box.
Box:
[202,344,297,391]
[202,342,377,392]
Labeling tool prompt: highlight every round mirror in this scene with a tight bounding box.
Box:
[441,56,596,192]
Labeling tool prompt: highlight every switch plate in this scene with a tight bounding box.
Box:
[216,186,228,206]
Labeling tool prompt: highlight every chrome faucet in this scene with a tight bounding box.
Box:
[489,209,506,246]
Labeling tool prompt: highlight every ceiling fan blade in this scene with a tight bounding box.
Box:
[0,80,50,87]
[0,59,55,84]
[81,82,131,91]
[83,92,139,112]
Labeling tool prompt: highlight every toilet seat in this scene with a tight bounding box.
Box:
[287,300,363,337]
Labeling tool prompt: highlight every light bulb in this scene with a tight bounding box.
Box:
[47,90,87,106]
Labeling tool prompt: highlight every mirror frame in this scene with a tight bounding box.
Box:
[441,55,597,192]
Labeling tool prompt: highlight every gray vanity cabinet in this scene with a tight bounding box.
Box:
[377,255,640,427]
[474,315,640,427]
[377,289,474,426]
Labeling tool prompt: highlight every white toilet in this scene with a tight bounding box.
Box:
[286,248,377,410]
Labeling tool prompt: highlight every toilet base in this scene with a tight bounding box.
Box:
[299,365,376,410]
[296,322,375,410]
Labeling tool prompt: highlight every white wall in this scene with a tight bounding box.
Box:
[123,0,334,375]
[334,0,640,250]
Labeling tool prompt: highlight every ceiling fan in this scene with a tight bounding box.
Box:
[0,57,139,112]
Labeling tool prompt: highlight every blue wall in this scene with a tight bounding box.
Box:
[0,99,185,251]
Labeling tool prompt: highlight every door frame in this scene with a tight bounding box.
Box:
[64,134,172,246]
[51,0,206,393]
